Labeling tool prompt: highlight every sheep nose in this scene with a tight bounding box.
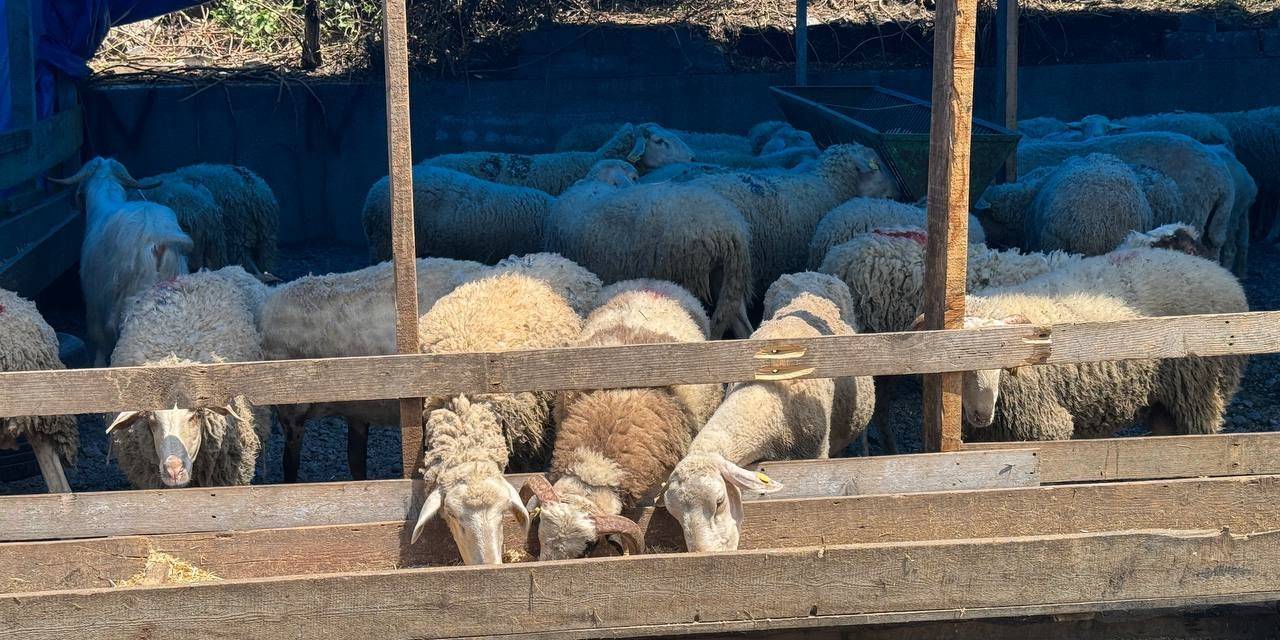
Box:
[163,456,185,482]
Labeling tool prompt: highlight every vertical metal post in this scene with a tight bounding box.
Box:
[795,0,809,85]
[302,0,323,70]
[921,0,979,453]
[995,0,1019,181]
[380,0,424,478]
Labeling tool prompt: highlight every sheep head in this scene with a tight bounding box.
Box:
[910,314,1032,427]
[1065,114,1123,139]
[107,404,241,488]
[627,124,694,170]
[583,159,639,188]
[662,453,782,552]
[411,396,530,565]
[521,474,644,560]
[817,144,899,200]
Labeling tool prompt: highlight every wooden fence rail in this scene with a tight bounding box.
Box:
[3,527,1277,640]
[3,474,1276,593]
[0,311,1275,417]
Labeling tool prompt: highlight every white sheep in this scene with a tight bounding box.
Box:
[361,165,554,263]
[425,123,693,195]
[128,179,225,272]
[0,287,79,491]
[1064,112,1234,149]
[807,197,985,269]
[261,256,485,482]
[1212,107,1280,244]
[953,285,1244,441]
[452,252,604,318]
[411,272,582,564]
[53,157,193,366]
[526,280,722,560]
[1016,116,1074,139]
[545,160,754,338]
[662,272,874,552]
[1017,133,1237,262]
[1024,153,1158,255]
[684,144,900,296]
[107,268,270,488]
[1208,145,1257,275]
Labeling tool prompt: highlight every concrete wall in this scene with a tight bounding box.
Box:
[83,58,1280,246]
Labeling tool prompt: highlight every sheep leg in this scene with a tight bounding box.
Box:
[873,379,899,455]
[29,436,71,493]
[346,419,370,481]
[730,302,754,339]
[1148,404,1177,437]
[282,415,306,483]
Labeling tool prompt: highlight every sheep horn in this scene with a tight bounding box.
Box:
[109,161,161,190]
[47,160,101,186]
[626,129,648,164]
[519,474,560,508]
[590,514,645,555]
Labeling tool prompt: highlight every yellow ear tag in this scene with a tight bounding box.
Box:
[868,159,880,171]
[530,506,542,519]
[756,472,773,485]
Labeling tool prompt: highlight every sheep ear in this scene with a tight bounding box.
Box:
[1107,123,1128,132]
[411,487,444,544]
[505,481,531,533]
[151,244,168,271]
[910,314,927,331]
[724,480,745,529]
[717,457,783,494]
[626,135,647,164]
[106,411,146,434]
[1065,121,1083,131]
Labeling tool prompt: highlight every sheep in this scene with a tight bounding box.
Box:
[411,272,582,564]
[261,256,486,482]
[1208,145,1257,275]
[683,144,900,296]
[162,164,280,282]
[361,165,554,263]
[524,280,721,560]
[953,285,1244,441]
[1016,116,1074,140]
[1024,153,1157,255]
[52,157,194,366]
[662,272,874,552]
[545,160,754,338]
[107,268,271,489]
[554,122,628,152]
[479,253,604,318]
[128,180,226,272]
[1083,112,1234,148]
[1017,133,1237,262]
[807,197,985,269]
[1212,107,1280,243]
[0,287,79,491]
[425,123,693,195]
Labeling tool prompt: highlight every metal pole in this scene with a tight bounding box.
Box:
[995,0,1019,181]
[795,0,808,85]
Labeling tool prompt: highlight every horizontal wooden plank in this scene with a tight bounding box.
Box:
[2,529,1277,639]
[4,475,1276,592]
[1,311,1277,417]
[836,606,1280,640]
[963,433,1280,484]
[0,107,83,190]
[0,450,1037,542]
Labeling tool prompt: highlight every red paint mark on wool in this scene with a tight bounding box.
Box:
[0,304,5,314]
[872,228,928,247]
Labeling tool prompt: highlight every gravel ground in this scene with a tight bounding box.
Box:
[3,241,1277,493]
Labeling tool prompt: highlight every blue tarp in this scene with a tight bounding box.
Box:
[2,0,199,130]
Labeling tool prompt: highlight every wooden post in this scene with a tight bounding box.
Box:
[795,0,808,85]
[28,437,70,493]
[5,0,35,128]
[302,0,322,70]
[995,0,1018,181]
[380,0,423,478]
[920,0,979,453]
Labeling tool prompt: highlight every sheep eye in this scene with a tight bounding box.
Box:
[715,496,725,510]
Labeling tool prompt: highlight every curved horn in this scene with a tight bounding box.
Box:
[625,125,650,164]
[47,159,102,186]
[519,474,560,508]
[109,160,161,190]
[590,514,645,555]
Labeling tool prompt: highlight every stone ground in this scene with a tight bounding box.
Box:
[2,240,1277,494]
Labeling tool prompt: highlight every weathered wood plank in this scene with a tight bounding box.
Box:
[3,475,1276,592]
[2,529,1277,639]
[379,0,424,480]
[0,450,1038,542]
[964,432,1280,484]
[3,0,35,130]
[1,311,1276,418]
[0,190,83,298]
[920,0,979,453]
[0,108,84,190]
